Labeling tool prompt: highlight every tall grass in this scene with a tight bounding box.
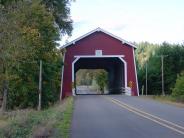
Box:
[0,97,73,138]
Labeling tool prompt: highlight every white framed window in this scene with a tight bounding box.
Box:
[95,50,102,56]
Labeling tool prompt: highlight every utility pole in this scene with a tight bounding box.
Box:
[161,55,167,96]
[145,61,148,96]
[141,85,144,95]
[1,66,8,113]
[38,60,42,111]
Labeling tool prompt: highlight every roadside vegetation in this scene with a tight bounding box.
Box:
[136,42,184,103]
[140,95,184,107]
[0,97,73,138]
[0,0,72,111]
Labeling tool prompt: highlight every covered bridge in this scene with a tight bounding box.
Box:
[60,28,139,99]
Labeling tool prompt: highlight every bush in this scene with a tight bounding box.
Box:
[172,71,184,102]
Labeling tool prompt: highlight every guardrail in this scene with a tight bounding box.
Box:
[108,87,131,96]
[74,86,132,95]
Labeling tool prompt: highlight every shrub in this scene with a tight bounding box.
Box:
[172,71,184,102]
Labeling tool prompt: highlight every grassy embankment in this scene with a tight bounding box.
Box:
[0,97,73,138]
[140,95,184,108]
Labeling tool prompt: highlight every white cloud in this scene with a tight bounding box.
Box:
[60,0,184,46]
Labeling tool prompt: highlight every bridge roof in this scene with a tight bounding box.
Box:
[61,27,137,49]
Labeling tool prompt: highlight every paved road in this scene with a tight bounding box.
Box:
[71,95,184,138]
[76,86,108,95]
[76,86,99,94]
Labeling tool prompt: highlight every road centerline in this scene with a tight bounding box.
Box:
[104,96,184,135]
[111,97,184,130]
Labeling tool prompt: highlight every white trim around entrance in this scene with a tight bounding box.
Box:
[117,57,127,89]
[71,55,127,96]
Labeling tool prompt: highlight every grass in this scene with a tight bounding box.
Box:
[0,97,73,138]
[140,95,184,108]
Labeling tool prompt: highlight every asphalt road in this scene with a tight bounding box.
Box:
[71,95,184,138]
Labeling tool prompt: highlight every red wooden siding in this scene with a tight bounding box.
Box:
[61,31,138,98]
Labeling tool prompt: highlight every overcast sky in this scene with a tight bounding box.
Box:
[61,0,184,45]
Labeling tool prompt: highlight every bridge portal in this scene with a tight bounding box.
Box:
[60,28,139,99]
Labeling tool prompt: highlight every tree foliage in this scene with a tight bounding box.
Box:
[136,42,184,95]
[0,0,73,35]
[42,0,73,35]
[0,0,72,110]
[95,70,108,93]
[172,71,184,102]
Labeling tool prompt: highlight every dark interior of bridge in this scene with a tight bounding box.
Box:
[74,57,125,95]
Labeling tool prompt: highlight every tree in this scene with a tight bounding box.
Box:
[0,3,30,111]
[42,0,73,35]
[136,42,184,95]
[0,0,73,35]
[95,70,108,94]
[0,0,72,110]
[172,71,184,102]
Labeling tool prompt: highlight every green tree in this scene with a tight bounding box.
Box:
[0,0,72,110]
[95,70,108,94]
[42,0,73,35]
[1,0,73,35]
[172,71,184,102]
[0,2,31,111]
[136,42,184,95]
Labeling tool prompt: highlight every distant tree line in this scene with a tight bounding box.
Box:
[136,42,184,101]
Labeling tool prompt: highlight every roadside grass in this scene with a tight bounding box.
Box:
[0,97,73,138]
[140,95,184,108]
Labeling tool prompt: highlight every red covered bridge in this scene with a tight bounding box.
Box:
[60,28,139,99]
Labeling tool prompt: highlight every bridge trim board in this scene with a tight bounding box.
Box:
[71,55,127,96]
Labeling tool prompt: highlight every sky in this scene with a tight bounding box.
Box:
[61,0,184,45]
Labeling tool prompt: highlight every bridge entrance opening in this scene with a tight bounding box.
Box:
[76,69,108,95]
[73,57,126,95]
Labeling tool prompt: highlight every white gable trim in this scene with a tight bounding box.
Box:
[61,27,136,49]
[74,55,125,58]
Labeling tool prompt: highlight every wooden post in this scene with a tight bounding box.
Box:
[1,66,8,113]
[38,60,42,111]
[142,85,144,95]
[145,61,148,96]
[1,80,8,112]
[161,55,165,96]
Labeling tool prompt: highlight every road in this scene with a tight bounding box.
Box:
[71,95,184,138]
